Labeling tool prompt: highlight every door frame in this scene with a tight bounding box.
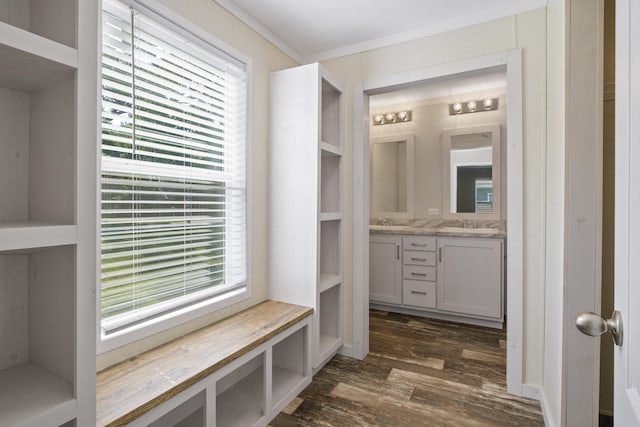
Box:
[351,49,526,395]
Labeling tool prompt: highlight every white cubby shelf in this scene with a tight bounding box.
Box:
[0,223,76,252]
[269,62,344,370]
[0,363,75,427]
[0,0,98,425]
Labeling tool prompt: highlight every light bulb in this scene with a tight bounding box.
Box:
[483,98,494,110]
[452,102,462,114]
[397,111,408,121]
[467,100,477,112]
[385,113,395,122]
[373,115,383,124]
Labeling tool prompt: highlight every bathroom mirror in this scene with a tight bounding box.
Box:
[442,124,501,219]
[370,134,415,219]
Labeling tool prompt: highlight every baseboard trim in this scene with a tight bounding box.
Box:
[539,389,557,427]
[337,344,354,358]
[521,383,542,400]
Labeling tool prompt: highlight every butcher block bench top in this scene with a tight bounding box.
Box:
[96,300,313,427]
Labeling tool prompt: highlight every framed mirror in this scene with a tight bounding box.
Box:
[442,124,501,219]
[369,134,415,220]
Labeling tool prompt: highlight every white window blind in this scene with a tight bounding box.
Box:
[101,0,247,335]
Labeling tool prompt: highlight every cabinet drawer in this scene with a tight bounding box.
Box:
[403,265,436,281]
[403,280,436,308]
[403,236,436,251]
[403,250,436,266]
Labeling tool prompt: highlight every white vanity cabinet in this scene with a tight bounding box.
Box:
[369,233,504,328]
[436,238,503,319]
[369,235,402,304]
[402,236,437,309]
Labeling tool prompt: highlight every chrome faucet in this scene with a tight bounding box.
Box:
[376,218,393,226]
[463,220,477,229]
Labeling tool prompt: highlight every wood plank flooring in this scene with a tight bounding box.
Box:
[270,310,544,426]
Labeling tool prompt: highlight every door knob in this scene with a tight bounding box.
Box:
[575,310,623,346]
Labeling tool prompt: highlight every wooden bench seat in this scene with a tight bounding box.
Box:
[96,300,313,427]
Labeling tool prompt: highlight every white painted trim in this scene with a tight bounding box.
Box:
[337,344,354,358]
[351,81,370,360]
[351,50,524,393]
[504,49,525,397]
[540,388,559,427]
[213,0,302,64]
[521,384,542,400]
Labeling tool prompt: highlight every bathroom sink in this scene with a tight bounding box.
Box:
[437,226,500,234]
[369,225,407,232]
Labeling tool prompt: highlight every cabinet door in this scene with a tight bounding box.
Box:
[437,238,503,318]
[369,235,402,304]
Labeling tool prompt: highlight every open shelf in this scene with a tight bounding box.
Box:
[319,273,341,293]
[318,284,342,359]
[272,327,308,411]
[0,0,77,49]
[0,22,77,93]
[320,220,341,277]
[0,363,76,427]
[320,154,341,214]
[216,355,265,427]
[0,246,75,389]
[0,75,76,226]
[148,391,205,427]
[0,223,76,252]
[320,78,341,148]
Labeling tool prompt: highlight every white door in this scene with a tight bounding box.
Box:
[614,0,640,424]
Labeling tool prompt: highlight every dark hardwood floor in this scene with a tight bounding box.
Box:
[270,310,544,426]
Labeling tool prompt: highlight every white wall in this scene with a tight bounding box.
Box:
[370,91,506,219]
[321,9,548,387]
[97,0,298,370]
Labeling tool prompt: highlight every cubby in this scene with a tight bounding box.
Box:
[216,355,265,427]
[0,0,98,425]
[319,219,341,293]
[0,246,76,427]
[318,284,342,360]
[320,152,341,214]
[147,391,206,427]
[269,63,344,369]
[272,327,309,412]
[0,0,77,48]
[321,78,341,147]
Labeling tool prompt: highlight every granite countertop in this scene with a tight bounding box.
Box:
[369,219,506,238]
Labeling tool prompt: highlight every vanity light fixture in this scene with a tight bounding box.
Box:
[372,110,412,125]
[448,98,499,115]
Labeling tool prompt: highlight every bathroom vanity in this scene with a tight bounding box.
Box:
[369,223,504,329]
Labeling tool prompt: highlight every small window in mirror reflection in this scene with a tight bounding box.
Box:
[475,179,493,213]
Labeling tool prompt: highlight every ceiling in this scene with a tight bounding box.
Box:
[215,0,546,63]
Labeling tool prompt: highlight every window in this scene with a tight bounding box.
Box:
[100,0,248,348]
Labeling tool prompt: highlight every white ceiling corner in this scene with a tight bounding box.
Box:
[214,0,546,64]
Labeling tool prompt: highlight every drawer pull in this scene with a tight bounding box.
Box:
[411,290,427,295]
[411,257,427,262]
[411,272,427,277]
[411,243,427,247]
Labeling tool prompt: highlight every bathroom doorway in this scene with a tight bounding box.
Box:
[351,50,526,395]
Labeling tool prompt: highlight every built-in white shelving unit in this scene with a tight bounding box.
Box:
[268,62,344,370]
[0,0,97,425]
